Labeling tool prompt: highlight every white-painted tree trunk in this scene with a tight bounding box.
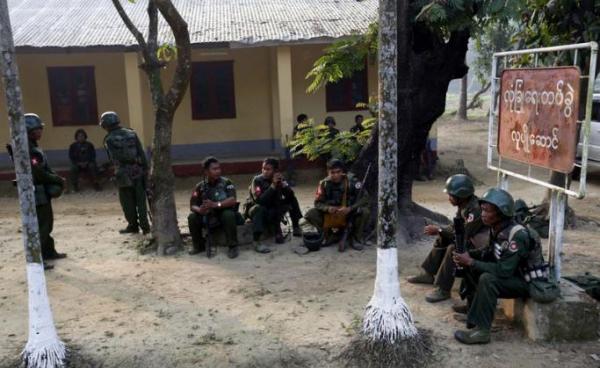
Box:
[0,3,66,367]
[362,0,418,342]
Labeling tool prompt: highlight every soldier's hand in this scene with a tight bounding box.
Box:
[327,207,338,214]
[453,251,474,267]
[337,207,351,216]
[424,224,440,236]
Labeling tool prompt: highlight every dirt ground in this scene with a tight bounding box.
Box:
[1,118,600,368]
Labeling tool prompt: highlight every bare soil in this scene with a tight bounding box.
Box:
[1,118,599,368]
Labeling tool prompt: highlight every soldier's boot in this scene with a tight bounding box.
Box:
[141,226,151,235]
[43,262,54,271]
[348,236,364,251]
[452,303,469,314]
[119,225,139,234]
[274,225,285,244]
[292,225,302,237]
[227,246,239,259]
[425,288,451,303]
[188,241,206,255]
[454,328,491,345]
[254,241,271,254]
[45,252,67,260]
[407,272,435,285]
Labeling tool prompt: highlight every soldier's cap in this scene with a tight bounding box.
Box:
[327,158,345,170]
[99,111,121,127]
[479,187,515,217]
[443,174,474,199]
[24,113,44,132]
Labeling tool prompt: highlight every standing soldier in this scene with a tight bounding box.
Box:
[304,159,369,250]
[244,158,303,254]
[25,113,67,269]
[453,188,531,344]
[188,157,240,259]
[100,111,150,234]
[407,174,488,304]
[68,128,100,192]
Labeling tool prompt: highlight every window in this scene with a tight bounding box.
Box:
[47,66,98,126]
[191,61,236,120]
[326,66,368,112]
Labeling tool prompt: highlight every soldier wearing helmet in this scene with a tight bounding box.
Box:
[25,113,67,269]
[101,111,150,234]
[408,174,488,305]
[452,188,530,345]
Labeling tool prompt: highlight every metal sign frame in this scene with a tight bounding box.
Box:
[487,42,598,280]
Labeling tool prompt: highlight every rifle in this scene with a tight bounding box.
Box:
[142,170,153,224]
[453,208,466,278]
[339,163,371,252]
[199,182,217,258]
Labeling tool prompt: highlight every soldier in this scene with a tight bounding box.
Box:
[68,128,100,192]
[25,113,67,269]
[407,174,488,304]
[453,188,530,345]
[188,157,240,259]
[100,111,150,234]
[244,158,303,253]
[293,113,309,136]
[349,114,365,134]
[304,159,369,250]
[323,116,340,139]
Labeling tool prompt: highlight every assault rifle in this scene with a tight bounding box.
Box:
[453,208,466,278]
[339,163,371,252]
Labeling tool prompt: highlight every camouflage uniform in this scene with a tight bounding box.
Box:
[68,139,98,190]
[188,177,239,252]
[103,127,150,233]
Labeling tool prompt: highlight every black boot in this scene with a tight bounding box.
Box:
[119,225,139,234]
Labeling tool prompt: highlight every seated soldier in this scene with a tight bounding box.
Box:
[188,157,240,259]
[244,158,303,254]
[453,188,531,345]
[407,174,488,304]
[69,128,100,191]
[304,159,369,251]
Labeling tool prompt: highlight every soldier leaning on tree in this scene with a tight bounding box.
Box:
[408,174,489,305]
[25,113,67,270]
[100,111,150,235]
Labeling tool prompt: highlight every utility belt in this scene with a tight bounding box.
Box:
[521,262,550,283]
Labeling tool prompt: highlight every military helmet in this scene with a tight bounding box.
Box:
[24,113,44,132]
[302,232,323,252]
[99,111,120,128]
[443,174,474,198]
[514,199,530,214]
[479,187,515,217]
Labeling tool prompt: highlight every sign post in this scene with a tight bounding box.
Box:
[488,42,598,281]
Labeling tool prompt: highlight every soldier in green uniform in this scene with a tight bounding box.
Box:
[188,157,240,259]
[244,158,303,253]
[100,111,150,234]
[407,174,488,304]
[453,188,530,344]
[304,159,369,250]
[68,128,100,192]
[25,113,67,269]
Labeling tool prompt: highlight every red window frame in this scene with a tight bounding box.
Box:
[47,66,98,126]
[325,66,369,112]
[191,61,236,120]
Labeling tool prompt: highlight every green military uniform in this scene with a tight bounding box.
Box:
[464,219,530,330]
[421,195,488,292]
[244,174,302,237]
[188,177,239,252]
[29,139,64,259]
[103,127,150,233]
[68,137,99,191]
[304,173,369,243]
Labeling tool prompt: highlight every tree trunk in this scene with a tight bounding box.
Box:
[466,81,491,110]
[457,74,468,120]
[0,3,66,367]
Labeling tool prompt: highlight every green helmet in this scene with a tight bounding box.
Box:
[514,199,530,214]
[99,111,120,128]
[302,232,323,252]
[24,113,44,132]
[443,174,474,198]
[480,187,515,217]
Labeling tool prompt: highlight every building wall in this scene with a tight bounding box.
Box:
[0,52,130,167]
[291,44,378,131]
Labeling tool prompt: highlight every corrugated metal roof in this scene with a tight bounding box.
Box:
[8,0,377,49]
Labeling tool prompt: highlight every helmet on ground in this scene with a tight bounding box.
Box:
[443,174,474,198]
[302,232,323,251]
[24,113,44,132]
[479,187,515,217]
[99,111,120,128]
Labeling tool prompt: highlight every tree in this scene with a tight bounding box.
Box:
[111,0,191,254]
[0,3,66,367]
[457,74,468,120]
[343,2,429,366]
[307,1,524,242]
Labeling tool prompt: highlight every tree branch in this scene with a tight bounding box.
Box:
[466,81,491,110]
[111,0,148,50]
[154,0,192,111]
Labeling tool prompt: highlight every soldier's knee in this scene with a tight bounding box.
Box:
[478,273,498,288]
[220,209,236,223]
[251,204,267,218]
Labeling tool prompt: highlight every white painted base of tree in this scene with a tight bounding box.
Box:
[362,247,418,342]
[21,263,66,368]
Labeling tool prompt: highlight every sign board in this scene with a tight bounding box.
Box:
[498,67,581,173]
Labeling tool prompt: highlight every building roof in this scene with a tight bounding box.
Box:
[8,0,377,50]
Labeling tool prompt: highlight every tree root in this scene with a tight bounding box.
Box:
[341,328,433,368]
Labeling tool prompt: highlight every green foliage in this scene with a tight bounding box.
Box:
[157,43,178,62]
[472,21,518,86]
